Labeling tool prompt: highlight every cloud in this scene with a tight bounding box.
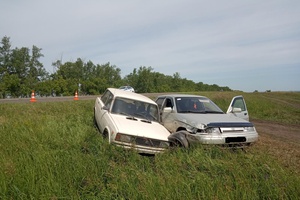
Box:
[1,0,300,92]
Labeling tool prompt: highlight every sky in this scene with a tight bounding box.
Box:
[1,0,300,92]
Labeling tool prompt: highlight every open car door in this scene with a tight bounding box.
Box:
[226,95,249,121]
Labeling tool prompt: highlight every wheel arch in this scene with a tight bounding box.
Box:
[102,127,111,143]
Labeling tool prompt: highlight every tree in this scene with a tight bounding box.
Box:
[92,62,122,93]
[172,72,182,92]
[0,36,12,98]
[29,45,47,81]
[152,72,172,92]
[1,36,233,98]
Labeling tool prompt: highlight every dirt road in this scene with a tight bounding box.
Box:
[252,119,300,174]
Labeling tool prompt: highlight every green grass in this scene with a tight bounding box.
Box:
[179,91,300,125]
[0,92,300,199]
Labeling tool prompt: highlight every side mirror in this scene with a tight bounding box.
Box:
[232,107,242,113]
[163,107,172,113]
[102,106,109,111]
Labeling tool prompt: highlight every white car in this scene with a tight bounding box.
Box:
[94,88,170,154]
[155,94,258,148]
[119,86,135,92]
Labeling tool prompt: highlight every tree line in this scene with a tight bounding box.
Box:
[0,36,231,98]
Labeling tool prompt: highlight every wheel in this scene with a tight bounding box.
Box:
[93,115,98,128]
[170,139,183,148]
[102,129,108,139]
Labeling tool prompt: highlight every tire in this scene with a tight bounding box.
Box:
[103,129,108,139]
[170,139,183,148]
[93,111,100,131]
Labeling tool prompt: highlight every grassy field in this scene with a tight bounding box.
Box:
[0,92,299,199]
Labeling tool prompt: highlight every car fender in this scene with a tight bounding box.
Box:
[168,130,190,148]
[174,119,204,134]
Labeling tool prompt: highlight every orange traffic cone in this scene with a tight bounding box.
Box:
[30,90,37,102]
[74,91,79,100]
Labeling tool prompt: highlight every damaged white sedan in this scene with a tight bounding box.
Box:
[94,88,170,154]
[155,94,258,148]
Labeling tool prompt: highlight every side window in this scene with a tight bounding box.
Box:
[147,104,159,122]
[101,90,110,104]
[165,98,173,108]
[156,98,165,110]
[232,97,246,111]
[101,90,113,109]
[105,93,113,109]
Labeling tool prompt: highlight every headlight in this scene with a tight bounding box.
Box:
[244,127,256,132]
[159,141,170,148]
[206,127,221,134]
[115,133,134,143]
[187,122,205,133]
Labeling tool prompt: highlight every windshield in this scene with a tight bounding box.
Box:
[175,97,224,114]
[111,97,159,122]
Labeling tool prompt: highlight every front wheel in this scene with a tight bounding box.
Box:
[94,115,101,132]
[102,129,109,139]
[170,139,184,148]
[168,131,190,148]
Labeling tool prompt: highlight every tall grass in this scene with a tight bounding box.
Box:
[0,93,299,199]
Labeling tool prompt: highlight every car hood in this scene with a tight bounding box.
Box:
[111,114,170,141]
[176,113,251,128]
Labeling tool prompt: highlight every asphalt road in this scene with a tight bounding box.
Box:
[0,95,99,104]
[0,93,166,104]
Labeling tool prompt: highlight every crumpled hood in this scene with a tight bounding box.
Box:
[111,114,170,141]
[176,113,249,128]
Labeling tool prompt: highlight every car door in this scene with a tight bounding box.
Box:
[226,95,249,121]
[155,97,165,123]
[95,90,114,131]
[157,97,176,132]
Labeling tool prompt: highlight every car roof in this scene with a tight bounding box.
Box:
[108,88,155,104]
[119,85,132,88]
[157,94,208,99]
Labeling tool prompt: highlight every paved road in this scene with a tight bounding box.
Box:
[0,93,165,104]
[0,95,99,104]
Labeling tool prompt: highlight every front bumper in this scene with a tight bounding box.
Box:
[113,141,168,154]
[188,131,258,145]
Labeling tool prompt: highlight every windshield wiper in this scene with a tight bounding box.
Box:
[118,112,138,121]
[204,111,224,114]
[126,115,138,121]
[141,119,152,124]
[180,110,206,113]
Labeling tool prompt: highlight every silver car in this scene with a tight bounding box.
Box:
[119,86,135,92]
[155,94,258,148]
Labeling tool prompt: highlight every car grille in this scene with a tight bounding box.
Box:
[115,133,169,148]
[220,127,244,133]
[135,137,164,147]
